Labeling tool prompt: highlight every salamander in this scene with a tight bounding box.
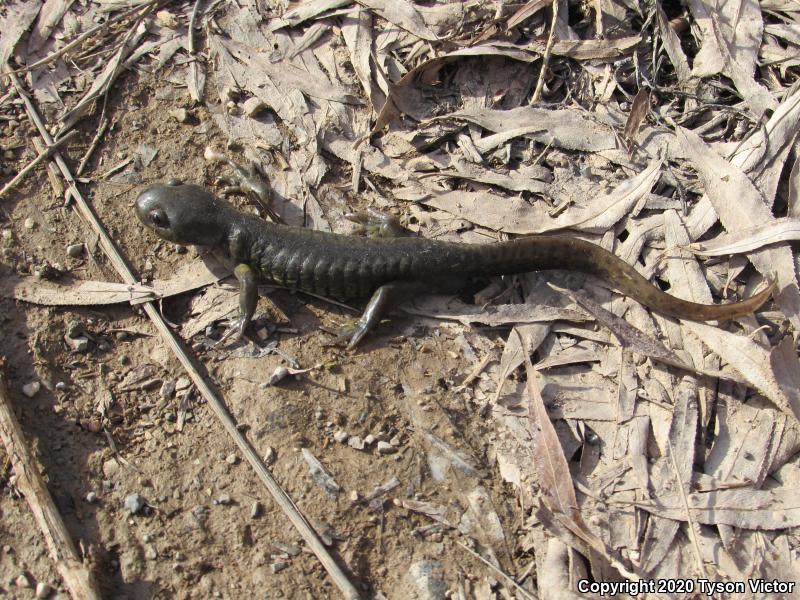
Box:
[135,181,775,348]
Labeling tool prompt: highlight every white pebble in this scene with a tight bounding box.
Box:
[377,441,396,455]
[22,381,40,398]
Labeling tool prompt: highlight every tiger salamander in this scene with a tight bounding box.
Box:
[135,182,775,348]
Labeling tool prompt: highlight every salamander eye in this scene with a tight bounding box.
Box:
[149,209,169,228]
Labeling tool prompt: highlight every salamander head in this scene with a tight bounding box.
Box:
[135,183,232,247]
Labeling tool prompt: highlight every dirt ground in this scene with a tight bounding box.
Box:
[1,73,530,600]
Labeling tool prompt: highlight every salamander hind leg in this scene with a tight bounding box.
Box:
[345,208,411,238]
[332,281,427,349]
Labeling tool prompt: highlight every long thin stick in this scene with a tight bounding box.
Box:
[0,131,77,199]
[0,0,165,76]
[0,360,103,600]
[530,0,559,104]
[10,73,362,600]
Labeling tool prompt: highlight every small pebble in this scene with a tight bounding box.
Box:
[390,435,401,447]
[333,430,349,443]
[348,436,365,450]
[242,97,266,117]
[24,218,36,230]
[15,574,31,588]
[155,10,179,28]
[268,366,289,385]
[145,546,158,561]
[22,381,40,398]
[66,320,85,338]
[264,447,275,464]
[55,381,67,391]
[85,491,97,504]
[377,441,395,455]
[64,335,90,353]
[103,459,120,478]
[363,434,375,446]
[225,453,238,465]
[124,493,146,515]
[271,561,289,573]
[169,108,190,123]
[215,494,232,505]
[251,501,262,518]
[35,582,52,598]
[115,331,131,341]
[66,243,84,258]
[1,229,11,241]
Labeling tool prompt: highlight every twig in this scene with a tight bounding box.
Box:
[530,0,559,104]
[457,541,539,600]
[77,118,110,178]
[666,437,707,578]
[188,0,203,54]
[10,72,362,600]
[0,359,103,600]
[0,0,166,77]
[0,131,77,199]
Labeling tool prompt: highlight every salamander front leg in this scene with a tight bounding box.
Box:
[334,281,426,349]
[217,263,258,345]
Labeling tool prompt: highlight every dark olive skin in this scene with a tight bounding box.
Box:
[136,182,775,348]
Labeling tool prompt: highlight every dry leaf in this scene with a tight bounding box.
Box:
[623,88,650,151]
[506,0,551,29]
[676,127,800,329]
[687,217,800,256]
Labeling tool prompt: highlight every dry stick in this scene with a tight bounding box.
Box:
[0,360,103,600]
[9,73,362,600]
[76,118,110,178]
[665,437,707,578]
[457,541,539,600]
[0,131,78,199]
[0,0,166,76]
[530,0,559,104]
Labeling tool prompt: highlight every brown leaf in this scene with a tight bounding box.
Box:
[623,88,650,152]
[524,345,581,522]
[506,0,551,29]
